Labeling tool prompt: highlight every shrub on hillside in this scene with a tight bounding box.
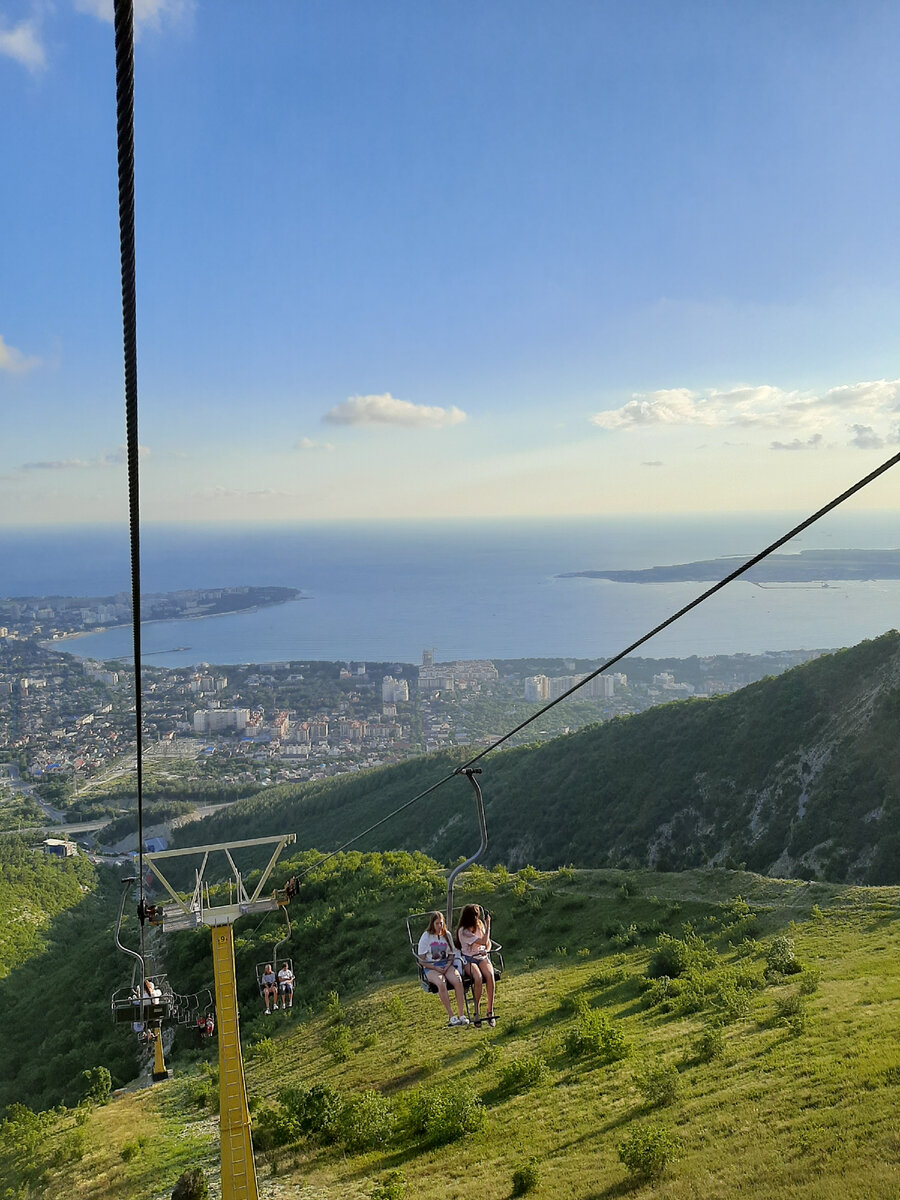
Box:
[323,1024,352,1062]
[278,1082,342,1143]
[635,1060,681,1108]
[372,1170,407,1200]
[511,1157,541,1196]
[499,1054,549,1093]
[172,1169,209,1200]
[765,935,801,977]
[336,1090,396,1151]
[617,1125,682,1181]
[565,999,631,1062]
[694,1024,726,1063]
[79,1066,111,1106]
[253,1105,300,1151]
[648,931,713,979]
[407,1080,485,1144]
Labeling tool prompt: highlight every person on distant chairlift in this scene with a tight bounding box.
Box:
[144,978,162,1004]
[417,911,469,1027]
[261,963,278,1014]
[204,1013,215,1038]
[455,903,496,1027]
[277,962,295,1010]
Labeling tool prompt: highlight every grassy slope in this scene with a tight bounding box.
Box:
[24,866,900,1200]
[166,632,900,885]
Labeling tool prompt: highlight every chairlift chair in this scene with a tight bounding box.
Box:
[405,768,505,1024]
[254,904,295,1010]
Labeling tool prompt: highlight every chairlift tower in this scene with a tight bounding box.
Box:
[144,834,296,1200]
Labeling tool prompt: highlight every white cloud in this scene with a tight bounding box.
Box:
[847,424,885,450]
[324,393,467,429]
[102,444,151,464]
[0,17,45,72]
[18,444,149,471]
[816,380,900,410]
[591,378,900,438]
[193,486,296,500]
[74,0,195,36]
[22,458,93,471]
[295,436,335,453]
[770,434,824,452]
[0,334,40,373]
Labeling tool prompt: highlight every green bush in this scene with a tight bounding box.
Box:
[648,932,713,979]
[278,1083,342,1143]
[408,1081,486,1144]
[765,935,801,977]
[799,968,821,995]
[564,1000,631,1062]
[171,1168,209,1200]
[336,1090,396,1151]
[478,1041,501,1069]
[79,1065,111,1105]
[326,989,346,1024]
[499,1054,549,1093]
[249,1036,277,1063]
[253,1105,300,1151]
[324,1024,352,1063]
[372,1170,407,1200]
[618,1125,682,1180]
[635,1061,681,1107]
[385,994,405,1021]
[119,1136,147,1162]
[511,1157,541,1195]
[694,1025,726,1063]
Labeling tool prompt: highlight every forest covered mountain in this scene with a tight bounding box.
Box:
[169,631,900,885]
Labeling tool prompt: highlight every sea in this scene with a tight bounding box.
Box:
[2,511,899,668]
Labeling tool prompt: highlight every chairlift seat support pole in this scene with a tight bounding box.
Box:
[446,768,487,927]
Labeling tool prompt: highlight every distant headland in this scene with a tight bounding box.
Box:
[2,585,302,644]
[560,548,900,585]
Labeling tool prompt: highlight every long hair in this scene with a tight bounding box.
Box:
[426,911,445,936]
[455,903,484,946]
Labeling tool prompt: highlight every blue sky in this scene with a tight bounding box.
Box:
[4,0,900,524]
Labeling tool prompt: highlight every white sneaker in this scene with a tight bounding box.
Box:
[449,1016,462,1026]
[457,1015,470,1025]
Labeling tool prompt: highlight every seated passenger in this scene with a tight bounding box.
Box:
[456,904,496,1027]
[277,962,295,1010]
[417,911,469,1027]
[261,963,278,1014]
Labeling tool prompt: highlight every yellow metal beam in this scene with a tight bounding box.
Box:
[211,925,258,1200]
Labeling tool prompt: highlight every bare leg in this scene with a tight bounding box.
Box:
[481,960,496,1014]
[425,969,453,1019]
[470,967,483,1016]
[446,967,466,1018]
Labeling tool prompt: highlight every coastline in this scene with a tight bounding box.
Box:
[38,596,306,657]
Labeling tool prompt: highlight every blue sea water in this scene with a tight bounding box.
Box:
[1,512,899,666]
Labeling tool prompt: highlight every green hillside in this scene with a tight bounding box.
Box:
[3,858,898,1199]
[0,837,96,978]
[168,631,900,885]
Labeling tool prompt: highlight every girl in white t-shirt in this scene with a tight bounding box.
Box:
[417,911,469,1026]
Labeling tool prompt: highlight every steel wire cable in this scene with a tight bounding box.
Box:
[294,447,900,881]
[113,0,146,950]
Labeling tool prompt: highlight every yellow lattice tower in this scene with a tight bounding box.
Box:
[145,835,296,1200]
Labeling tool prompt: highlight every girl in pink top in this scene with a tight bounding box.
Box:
[456,904,496,1026]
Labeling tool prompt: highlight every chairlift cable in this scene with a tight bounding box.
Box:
[113,0,146,948]
[294,447,900,881]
